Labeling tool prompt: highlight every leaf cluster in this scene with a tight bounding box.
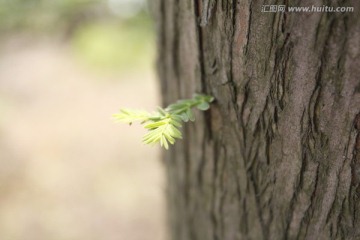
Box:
[113,94,214,149]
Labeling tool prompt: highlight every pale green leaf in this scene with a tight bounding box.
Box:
[196,102,210,111]
[113,109,151,123]
[114,93,214,149]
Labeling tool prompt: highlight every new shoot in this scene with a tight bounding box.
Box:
[113,94,214,149]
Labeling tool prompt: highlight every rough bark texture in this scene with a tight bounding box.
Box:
[152,0,360,239]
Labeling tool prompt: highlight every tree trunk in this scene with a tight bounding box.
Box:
[153,0,360,239]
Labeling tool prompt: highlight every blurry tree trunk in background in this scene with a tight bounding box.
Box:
[152,0,360,239]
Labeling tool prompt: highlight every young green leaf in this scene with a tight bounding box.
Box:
[196,102,210,111]
[142,116,182,149]
[113,109,151,124]
[114,93,214,149]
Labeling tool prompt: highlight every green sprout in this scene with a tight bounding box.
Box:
[113,94,214,149]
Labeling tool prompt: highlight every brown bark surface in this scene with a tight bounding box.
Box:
[153,0,360,239]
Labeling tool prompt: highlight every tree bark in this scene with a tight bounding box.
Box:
[153,0,360,239]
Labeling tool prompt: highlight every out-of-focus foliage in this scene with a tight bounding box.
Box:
[0,1,164,239]
[0,0,149,34]
[0,0,101,33]
[0,0,154,72]
[71,17,154,72]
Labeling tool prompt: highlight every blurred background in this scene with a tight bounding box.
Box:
[0,0,164,240]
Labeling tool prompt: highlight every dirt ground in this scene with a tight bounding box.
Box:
[0,38,165,240]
